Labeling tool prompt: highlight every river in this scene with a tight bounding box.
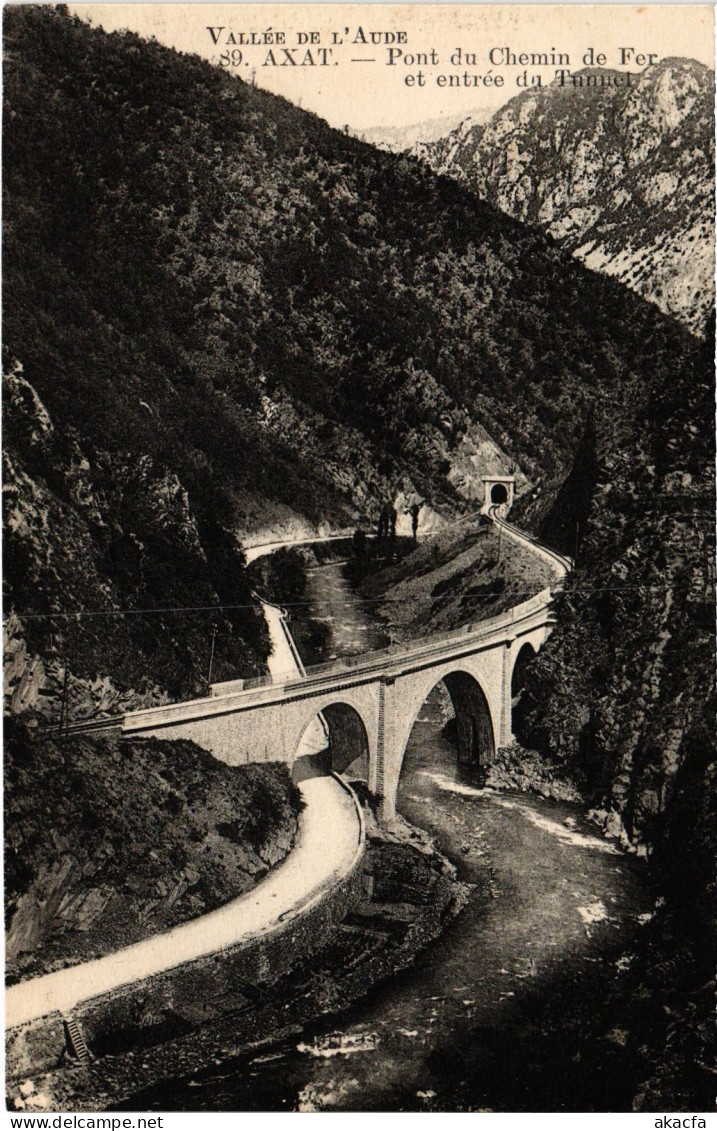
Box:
[301,559,391,660]
[121,560,653,1112]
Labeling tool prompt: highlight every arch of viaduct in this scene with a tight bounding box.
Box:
[123,582,558,822]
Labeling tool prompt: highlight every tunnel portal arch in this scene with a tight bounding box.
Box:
[481,475,515,515]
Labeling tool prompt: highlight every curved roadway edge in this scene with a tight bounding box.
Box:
[259,596,306,682]
[244,531,355,565]
[489,512,573,580]
[6,774,363,1032]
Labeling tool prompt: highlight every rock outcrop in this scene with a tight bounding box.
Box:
[5,727,303,981]
[518,324,714,878]
[415,60,715,334]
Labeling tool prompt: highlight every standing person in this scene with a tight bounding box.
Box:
[410,502,422,542]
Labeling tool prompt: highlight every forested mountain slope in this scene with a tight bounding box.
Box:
[2,8,714,1108]
[3,5,700,711]
[415,60,715,334]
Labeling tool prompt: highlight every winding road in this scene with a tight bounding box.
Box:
[6,775,362,1030]
[7,515,565,1036]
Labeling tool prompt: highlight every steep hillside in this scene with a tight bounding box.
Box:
[357,518,554,639]
[3,361,270,713]
[5,725,303,980]
[415,61,715,334]
[3,6,700,711]
[516,325,715,1109]
[518,323,715,855]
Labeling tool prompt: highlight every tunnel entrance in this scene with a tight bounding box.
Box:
[481,476,515,515]
[292,702,370,785]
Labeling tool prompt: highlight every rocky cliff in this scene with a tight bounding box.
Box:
[415,60,715,334]
[514,324,715,1110]
[5,724,303,981]
[518,324,714,862]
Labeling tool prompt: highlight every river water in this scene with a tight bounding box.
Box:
[301,560,390,660]
[123,561,653,1112]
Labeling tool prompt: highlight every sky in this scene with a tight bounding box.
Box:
[69,3,715,130]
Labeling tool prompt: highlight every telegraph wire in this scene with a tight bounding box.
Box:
[6,582,703,621]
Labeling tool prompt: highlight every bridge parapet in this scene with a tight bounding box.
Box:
[490,515,573,577]
[122,588,556,737]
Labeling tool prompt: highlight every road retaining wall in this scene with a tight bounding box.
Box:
[7,778,366,1083]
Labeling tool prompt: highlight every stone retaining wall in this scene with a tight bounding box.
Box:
[7,779,366,1083]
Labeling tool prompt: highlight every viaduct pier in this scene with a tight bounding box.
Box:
[123,514,571,821]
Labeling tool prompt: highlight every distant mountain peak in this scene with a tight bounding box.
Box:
[355,108,493,153]
[413,57,715,334]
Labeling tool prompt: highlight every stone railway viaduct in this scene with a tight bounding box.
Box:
[4,502,571,1060]
[123,511,571,821]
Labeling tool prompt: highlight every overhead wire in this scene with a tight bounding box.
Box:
[6,581,697,621]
